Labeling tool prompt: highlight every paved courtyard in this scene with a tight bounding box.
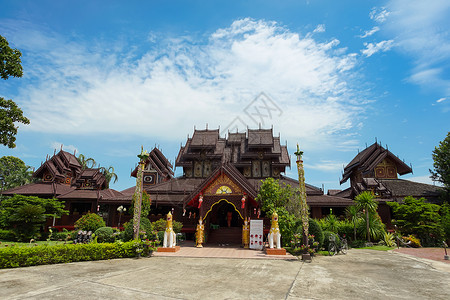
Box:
[0,248,449,299]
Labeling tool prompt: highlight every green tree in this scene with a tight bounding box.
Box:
[77,154,96,169]
[388,196,444,246]
[0,195,68,240]
[0,35,29,148]
[430,132,450,202]
[9,204,45,240]
[256,178,297,245]
[0,156,34,190]
[354,191,378,242]
[99,166,118,188]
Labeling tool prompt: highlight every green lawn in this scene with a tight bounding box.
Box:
[0,240,72,248]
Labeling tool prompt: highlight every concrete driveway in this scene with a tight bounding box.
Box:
[0,249,449,299]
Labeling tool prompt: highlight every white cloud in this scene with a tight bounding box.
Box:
[313,24,326,33]
[383,0,450,96]
[370,7,390,23]
[406,175,443,186]
[51,142,78,154]
[4,18,366,150]
[361,40,394,57]
[304,160,346,172]
[359,26,379,38]
[436,97,447,103]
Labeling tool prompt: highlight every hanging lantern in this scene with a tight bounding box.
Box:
[198,195,203,208]
[241,195,246,209]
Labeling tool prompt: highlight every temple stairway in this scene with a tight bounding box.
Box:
[207,227,242,245]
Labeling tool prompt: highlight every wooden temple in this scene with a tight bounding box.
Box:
[6,130,441,243]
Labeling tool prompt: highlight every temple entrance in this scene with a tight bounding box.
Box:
[205,199,243,244]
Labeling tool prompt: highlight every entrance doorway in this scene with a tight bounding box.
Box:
[206,199,243,244]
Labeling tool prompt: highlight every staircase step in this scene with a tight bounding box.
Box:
[208,227,242,244]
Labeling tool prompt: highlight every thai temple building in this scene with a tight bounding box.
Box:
[3,129,442,244]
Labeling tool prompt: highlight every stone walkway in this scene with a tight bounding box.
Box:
[154,241,297,260]
[1,249,449,299]
[393,247,450,264]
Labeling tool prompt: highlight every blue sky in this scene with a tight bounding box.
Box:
[1,0,449,192]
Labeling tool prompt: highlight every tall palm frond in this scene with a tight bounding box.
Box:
[99,166,118,188]
[355,191,378,242]
[77,154,96,169]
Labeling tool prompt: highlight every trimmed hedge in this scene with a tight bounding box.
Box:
[0,241,141,269]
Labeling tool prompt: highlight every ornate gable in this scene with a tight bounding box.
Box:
[204,173,244,195]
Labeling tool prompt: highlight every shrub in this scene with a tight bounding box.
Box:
[337,220,353,241]
[94,227,117,243]
[357,212,386,242]
[122,217,154,242]
[389,196,443,246]
[380,232,396,247]
[350,239,366,248]
[151,218,183,233]
[0,229,16,241]
[0,241,144,268]
[301,219,324,249]
[49,229,72,241]
[74,213,106,232]
[322,231,340,250]
[403,235,421,248]
[440,203,450,244]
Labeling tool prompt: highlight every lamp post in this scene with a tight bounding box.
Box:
[294,143,311,261]
[133,147,149,240]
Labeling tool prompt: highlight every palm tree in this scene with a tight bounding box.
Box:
[99,166,118,188]
[354,191,378,242]
[345,205,360,241]
[77,154,96,169]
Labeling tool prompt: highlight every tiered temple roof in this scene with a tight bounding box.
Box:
[338,142,442,202]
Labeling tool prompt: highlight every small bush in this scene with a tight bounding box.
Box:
[307,219,324,249]
[0,229,16,241]
[350,239,366,248]
[151,218,183,233]
[0,241,144,268]
[403,235,421,248]
[122,218,153,242]
[380,232,396,247]
[74,213,106,232]
[94,227,116,243]
[322,231,340,250]
[50,230,72,241]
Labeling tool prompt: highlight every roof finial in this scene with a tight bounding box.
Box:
[206,123,208,130]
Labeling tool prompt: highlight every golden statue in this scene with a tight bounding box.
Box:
[195,218,205,248]
[242,217,250,248]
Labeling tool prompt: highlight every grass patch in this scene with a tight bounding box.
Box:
[317,250,331,256]
[0,240,71,248]
[357,245,395,251]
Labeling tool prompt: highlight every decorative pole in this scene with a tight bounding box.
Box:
[294,143,311,261]
[133,147,149,240]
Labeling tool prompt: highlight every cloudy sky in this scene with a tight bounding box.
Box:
[1,0,449,192]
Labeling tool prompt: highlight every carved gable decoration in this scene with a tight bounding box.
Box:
[204,173,243,195]
[375,158,398,179]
